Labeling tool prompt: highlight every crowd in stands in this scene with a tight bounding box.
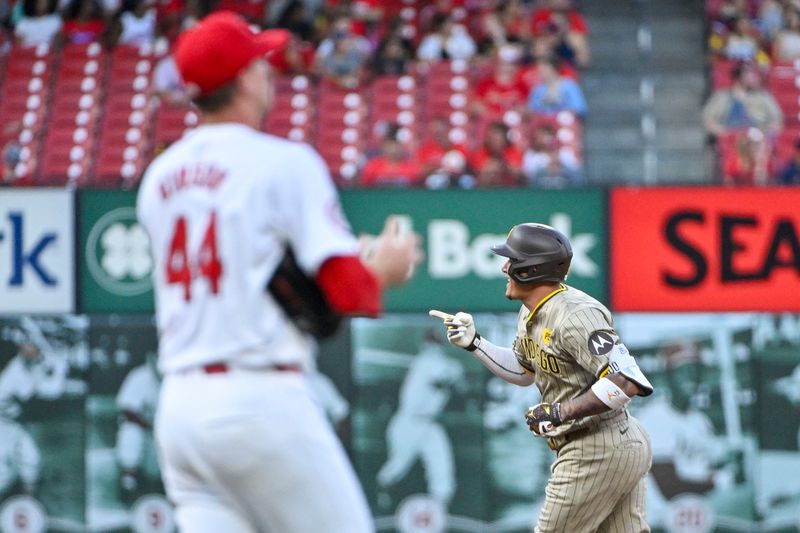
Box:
[0,0,591,188]
[704,0,800,185]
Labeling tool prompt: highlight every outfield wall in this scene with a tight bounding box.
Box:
[0,187,798,533]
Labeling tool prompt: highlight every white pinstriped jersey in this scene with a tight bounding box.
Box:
[137,124,359,374]
[512,284,626,436]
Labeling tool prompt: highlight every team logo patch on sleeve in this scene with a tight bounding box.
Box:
[587,331,615,355]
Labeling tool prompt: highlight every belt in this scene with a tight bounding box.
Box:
[546,410,629,452]
[546,427,591,452]
[202,362,303,374]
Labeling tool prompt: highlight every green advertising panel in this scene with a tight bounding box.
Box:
[79,190,153,313]
[341,189,607,312]
[77,189,606,314]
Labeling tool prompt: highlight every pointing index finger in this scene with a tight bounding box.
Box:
[429,310,456,321]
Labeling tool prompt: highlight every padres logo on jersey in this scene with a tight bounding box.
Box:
[518,336,561,375]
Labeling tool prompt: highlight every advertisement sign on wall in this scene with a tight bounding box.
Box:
[343,189,608,312]
[0,190,75,313]
[611,188,800,311]
[78,190,153,313]
[76,189,608,314]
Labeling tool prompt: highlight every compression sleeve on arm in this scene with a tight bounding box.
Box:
[316,256,381,317]
[471,337,536,386]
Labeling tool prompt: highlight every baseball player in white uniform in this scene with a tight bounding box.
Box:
[136,11,420,533]
[377,331,464,505]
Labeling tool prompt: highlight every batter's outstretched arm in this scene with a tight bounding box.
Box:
[470,338,536,387]
[559,373,642,422]
[429,310,535,386]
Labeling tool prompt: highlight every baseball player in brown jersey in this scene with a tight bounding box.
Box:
[431,223,654,533]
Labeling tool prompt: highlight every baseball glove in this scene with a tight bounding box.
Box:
[267,246,342,339]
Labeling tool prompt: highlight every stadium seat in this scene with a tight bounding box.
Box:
[1,45,57,181]
[368,75,420,151]
[315,81,369,183]
[264,75,316,143]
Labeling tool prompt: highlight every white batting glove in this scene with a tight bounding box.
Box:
[429,310,480,351]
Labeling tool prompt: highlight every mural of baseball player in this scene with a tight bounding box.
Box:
[483,376,550,528]
[615,313,759,533]
[0,316,87,532]
[0,318,71,417]
[0,416,40,501]
[751,314,800,529]
[116,352,163,503]
[0,318,72,501]
[307,364,351,438]
[376,330,465,508]
[772,364,800,448]
[636,340,743,530]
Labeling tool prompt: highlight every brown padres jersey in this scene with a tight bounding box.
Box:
[512,284,624,437]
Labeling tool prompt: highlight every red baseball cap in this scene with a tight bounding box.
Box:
[175,11,290,96]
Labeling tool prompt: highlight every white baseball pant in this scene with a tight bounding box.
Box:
[155,369,374,533]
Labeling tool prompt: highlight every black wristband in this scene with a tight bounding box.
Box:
[466,333,481,352]
[551,402,562,426]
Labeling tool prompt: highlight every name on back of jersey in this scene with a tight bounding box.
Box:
[159,164,228,201]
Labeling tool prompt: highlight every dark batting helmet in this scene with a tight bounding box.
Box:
[491,223,572,283]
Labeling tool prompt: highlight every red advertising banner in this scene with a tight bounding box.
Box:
[611,187,800,311]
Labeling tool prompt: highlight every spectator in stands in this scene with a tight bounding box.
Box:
[723,127,771,185]
[778,137,800,185]
[371,22,414,76]
[418,0,467,36]
[528,57,587,118]
[13,0,62,47]
[152,52,191,105]
[0,0,10,28]
[469,121,523,186]
[758,0,785,41]
[472,44,529,119]
[522,122,581,187]
[517,38,579,94]
[267,30,314,75]
[773,8,800,61]
[416,12,476,63]
[715,0,755,25]
[61,0,106,45]
[1,140,22,185]
[213,0,268,25]
[111,0,157,47]
[275,0,314,43]
[315,15,371,88]
[325,0,383,42]
[481,0,531,50]
[360,123,423,187]
[702,63,783,141]
[531,0,590,68]
[418,116,469,186]
[712,16,767,63]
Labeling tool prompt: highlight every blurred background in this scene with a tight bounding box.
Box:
[1,0,800,532]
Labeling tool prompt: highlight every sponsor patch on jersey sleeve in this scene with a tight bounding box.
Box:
[587,330,615,355]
